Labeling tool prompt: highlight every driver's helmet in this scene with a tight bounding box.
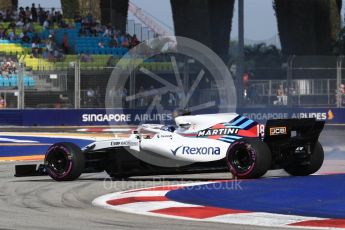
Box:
[160,125,176,132]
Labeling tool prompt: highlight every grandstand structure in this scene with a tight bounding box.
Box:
[0,3,343,110]
[0,5,180,109]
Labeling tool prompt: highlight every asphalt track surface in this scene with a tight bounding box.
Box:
[0,127,344,230]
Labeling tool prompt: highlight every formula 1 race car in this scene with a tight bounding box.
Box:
[15,113,325,181]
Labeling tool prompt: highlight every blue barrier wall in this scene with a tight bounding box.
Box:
[0,108,342,126]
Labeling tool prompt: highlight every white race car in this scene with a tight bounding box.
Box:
[15,113,325,181]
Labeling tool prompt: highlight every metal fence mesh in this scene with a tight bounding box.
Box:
[0,55,344,109]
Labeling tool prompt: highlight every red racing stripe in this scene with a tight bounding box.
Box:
[212,124,226,129]
[238,129,257,137]
[181,133,198,137]
[208,135,222,140]
[151,206,250,219]
[106,196,169,206]
[289,219,345,228]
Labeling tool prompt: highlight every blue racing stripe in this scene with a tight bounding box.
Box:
[230,116,246,126]
[237,120,254,129]
[221,135,242,140]
[219,138,235,143]
[223,120,254,129]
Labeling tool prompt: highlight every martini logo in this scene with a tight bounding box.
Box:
[269,127,287,136]
[171,146,220,156]
[197,128,239,137]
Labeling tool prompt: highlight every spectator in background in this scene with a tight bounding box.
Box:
[4,10,13,22]
[42,48,49,59]
[18,7,25,20]
[130,34,140,48]
[336,84,345,107]
[43,19,50,29]
[63,32,68,53]
[31,3,37,22]
[53,49,64,61]
[109,37,118,48]
[117,33,124,45]
[16,18,24,28]
[46,35,55,61]
[21,31,30,43]
[0,27,3,39]
[59,19,68,28]
[85,88,96,107]
[38,7,45,25]
[32,33,41,44]
[8,20,16,29]
[32,41,39,57]
[25,7,31,20]
[78,25,86,36]
[46,35,54,52]
[98,41,105,48]
[121,34,129,48]
[103,26,111,37]
[80,53,93,62]
[86,13,93,25]
[8,29,16,40]
[273,84,287,106]
[24,19,34,32]
[0,96,6,109]
[90,25,98,37]
[55,94,70,108]
[74,15,82,23]
[0,58,17,76]
[55,11,63,25]
[247,83,259,104]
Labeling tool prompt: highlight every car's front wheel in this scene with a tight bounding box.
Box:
[45,142,85,181]
[226,138,271,179]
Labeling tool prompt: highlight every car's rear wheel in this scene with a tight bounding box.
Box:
[45,142,85,181]
[284,141,324,176]
[226,138,271,179]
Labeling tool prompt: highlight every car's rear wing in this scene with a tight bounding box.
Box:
[264,118,324,144]
[263,118,325,166]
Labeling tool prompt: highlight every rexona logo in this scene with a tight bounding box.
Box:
[269,127,287,136]
[171,146,220,156]
[197,128,239,137]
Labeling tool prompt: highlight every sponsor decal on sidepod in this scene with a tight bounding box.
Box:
[197,128,239,137]
[171,146,220,156]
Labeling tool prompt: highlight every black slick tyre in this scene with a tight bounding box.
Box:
[45,142,85,181]
[284,141,324,176]
[226,138,271,179]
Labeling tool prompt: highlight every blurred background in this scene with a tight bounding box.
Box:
[0,0,344,126]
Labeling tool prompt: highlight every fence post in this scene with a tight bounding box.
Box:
[336,56,343,108]
[18,62,25,109]
[236,0,245,107]
[74,59,81,109]
[287,55,295,107]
